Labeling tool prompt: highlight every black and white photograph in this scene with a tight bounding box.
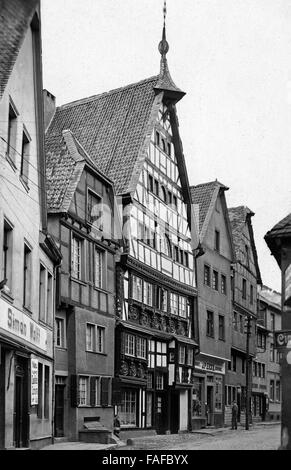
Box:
[0,0,290,457]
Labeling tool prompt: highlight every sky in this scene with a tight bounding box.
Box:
[41,0,291,293]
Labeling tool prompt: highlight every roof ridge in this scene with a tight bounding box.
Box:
[57,75,159,111]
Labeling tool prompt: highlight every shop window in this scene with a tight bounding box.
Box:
[44,366,50,419]
[37,363,43,418]
[192,378,203,416]
[215,376,222,411]
[119,390,137,427]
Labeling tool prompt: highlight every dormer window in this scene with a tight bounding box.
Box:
[87,190,102,229]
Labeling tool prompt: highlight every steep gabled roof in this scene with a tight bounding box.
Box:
[190,180,234,257]
[46,76,160,196]
[0,0,39,98]
[264,213,291,266]
[258,285,281,311]
[228,206,262,284]
[46,129,113,213]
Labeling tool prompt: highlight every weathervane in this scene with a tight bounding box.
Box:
[159,0,169,57]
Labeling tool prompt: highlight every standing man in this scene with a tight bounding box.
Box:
[231,401,238,430]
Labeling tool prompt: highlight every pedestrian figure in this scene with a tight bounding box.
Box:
[113,414,121,438]
[231,401,238,430]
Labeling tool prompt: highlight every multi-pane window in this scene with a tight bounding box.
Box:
[187,348,194,366]
[94,248,103,288]
[206,310,214,337]
[132,275,143,302]
[157,287,168,312]
[178,345,185,364]
[71,235,83,279]
[97,326,105,353]
[125,333,135,356]
[147,372,153,389]
[221,275,227,295]
[87,190,102,228]
[86,324,105,353]
[39,265,53,325]
[214,230,220,252]
[56,317,65,348]
[179,296,187,318]
[136,337,147,359]
[143,281,153,306]
[204,265,211,286]
[170,293,179,315]
[156,342,167,367]
[20,129,30,185]
[86,324,95,351]
[270,313,275,331]
[23,243,32,309]
[218,315,225,341]
[156,373,164,390]
[242,278,247,299]
[119,390,137,427]
[79,376,89,405]
[2,219,13,291]
[212,270,219,291]
[148,340,155,368]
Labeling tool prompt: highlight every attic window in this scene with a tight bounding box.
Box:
[155,131,160,146]
[87,190,102,229]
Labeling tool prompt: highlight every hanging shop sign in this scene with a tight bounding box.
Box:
[274,330,291,349]
[0,298,47,352]
[31,358,38,405]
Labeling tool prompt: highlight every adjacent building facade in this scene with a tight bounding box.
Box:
[225,206,262,426]
[190,181,235,428]
[0,0,61,449]
[44,117,122,440]
[254,285,281,421]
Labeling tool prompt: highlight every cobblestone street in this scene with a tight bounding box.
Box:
[122,424,281,451]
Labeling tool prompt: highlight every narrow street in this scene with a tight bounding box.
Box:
[121,424,280,451]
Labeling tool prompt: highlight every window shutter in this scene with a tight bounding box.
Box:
[70,375,79,407]
[90,377,97,406]
[100,377,110,406]
[112,378,122,405]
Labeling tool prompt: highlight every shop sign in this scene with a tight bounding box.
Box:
[0,298,47,351]
[274,330,291,349]
[31,358,38,405]
[195,360,225,375]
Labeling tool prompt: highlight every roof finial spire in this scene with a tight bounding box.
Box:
[158,0,169,57]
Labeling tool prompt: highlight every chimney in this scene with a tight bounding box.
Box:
[43,89,56,132]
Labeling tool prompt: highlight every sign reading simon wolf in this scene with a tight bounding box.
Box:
[0,298,47,352]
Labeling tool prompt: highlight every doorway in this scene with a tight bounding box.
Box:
[14,357,29,448]
[155,392,167,434]
[170,391,179,433]
[55,384,65,437]
[206,386,213,426]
